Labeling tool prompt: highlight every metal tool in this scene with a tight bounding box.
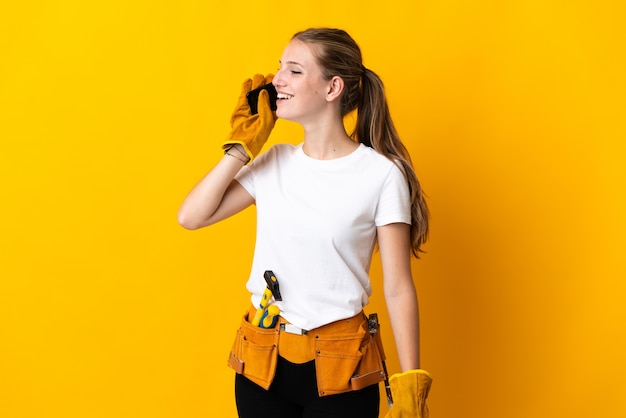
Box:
[251,270,282,327]
[368,313,393,408]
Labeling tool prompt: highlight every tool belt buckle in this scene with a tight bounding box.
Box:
[280,323,308,335]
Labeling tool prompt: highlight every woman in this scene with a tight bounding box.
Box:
[178,28,432,418]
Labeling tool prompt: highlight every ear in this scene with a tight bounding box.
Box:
[325,76,344,102]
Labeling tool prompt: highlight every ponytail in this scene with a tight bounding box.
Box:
[355,68,429,257]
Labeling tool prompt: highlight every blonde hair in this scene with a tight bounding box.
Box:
[293,28,429,257]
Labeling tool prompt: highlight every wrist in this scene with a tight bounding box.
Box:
[224,145,250,164]
[230,144,250,162]
[390,369,433,381]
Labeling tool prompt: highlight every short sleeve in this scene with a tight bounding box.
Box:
[374,164,411,226]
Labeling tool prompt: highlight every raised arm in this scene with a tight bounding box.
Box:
[177,74,276,229]
[177,145,254,229]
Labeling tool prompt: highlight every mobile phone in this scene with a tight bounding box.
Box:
[246,83,278,115]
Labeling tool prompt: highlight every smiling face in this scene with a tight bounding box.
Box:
[272,40,334,124]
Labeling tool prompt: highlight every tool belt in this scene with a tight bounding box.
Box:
[228,306,387,396]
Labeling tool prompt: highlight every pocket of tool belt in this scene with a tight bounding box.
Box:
[314,319,386,396]
[227,309,279,390]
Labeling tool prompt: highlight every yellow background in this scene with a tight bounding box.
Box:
[1,1,625,417]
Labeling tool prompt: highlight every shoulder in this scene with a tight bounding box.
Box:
[268,143,299,156]
[357,145,405,177]
[256,143,298,162]
[248,143,299,170]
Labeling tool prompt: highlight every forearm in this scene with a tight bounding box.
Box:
[378,223,422,372]
[386,284,421,371]
[177,146,248,229]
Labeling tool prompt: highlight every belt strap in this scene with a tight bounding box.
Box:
[280,323,308,335]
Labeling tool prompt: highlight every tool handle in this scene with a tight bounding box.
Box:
[260,304,280,329]
[250,287,273,326]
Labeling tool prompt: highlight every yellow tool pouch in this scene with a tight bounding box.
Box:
[312,313,387,396]
[228,307,387,396]
[227,309,280,390]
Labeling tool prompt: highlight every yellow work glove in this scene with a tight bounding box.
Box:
[385,369,433,418]
[222,73,277,163]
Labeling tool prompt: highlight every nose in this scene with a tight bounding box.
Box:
[273,68,285,87]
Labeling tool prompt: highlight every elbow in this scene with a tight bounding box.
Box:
[177,209,202,230]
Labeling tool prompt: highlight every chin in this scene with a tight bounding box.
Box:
[276,109,294,122]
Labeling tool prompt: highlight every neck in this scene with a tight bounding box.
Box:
[301,116,358,160]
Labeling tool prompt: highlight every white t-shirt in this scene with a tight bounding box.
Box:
[235,143,411,330]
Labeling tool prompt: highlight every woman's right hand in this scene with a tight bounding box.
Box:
[222,74,277,163]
